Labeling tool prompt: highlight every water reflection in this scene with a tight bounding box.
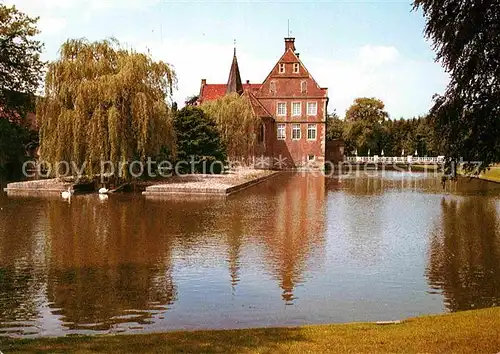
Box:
[256,174,326,303]
[426,197,500,311]
[0,173,327,335]
[0,200,47,335]
[2,172,500,336]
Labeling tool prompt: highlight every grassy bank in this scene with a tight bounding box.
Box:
[410,164,442,172]
[1,307,499,353]
[476,166,500,183]
[458,165,500,183]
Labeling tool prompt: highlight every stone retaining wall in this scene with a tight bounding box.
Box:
[143,171,280,196]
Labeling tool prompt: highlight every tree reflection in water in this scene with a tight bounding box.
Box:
[45,196,177,331]
[426,197,500,311]
[0,198,48,335]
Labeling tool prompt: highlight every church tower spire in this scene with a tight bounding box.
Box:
[226,40,243,95]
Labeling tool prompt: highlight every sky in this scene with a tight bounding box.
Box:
[7,0,449,118]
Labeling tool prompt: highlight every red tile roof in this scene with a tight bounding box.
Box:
[199,83,262,103]
[245,91,273,118]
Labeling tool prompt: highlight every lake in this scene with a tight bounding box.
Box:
[1,171,500,337]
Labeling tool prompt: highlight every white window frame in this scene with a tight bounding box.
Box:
[307,102,317,116]
[277,123,286,140]
[307,124,317,140]
[279,63,285,74]
[292,102,301,116]
[277,102,286,116]
[292,124,301,140]
[293,63,299,73]
[308,154,315,162]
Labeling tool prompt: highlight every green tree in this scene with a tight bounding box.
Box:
[326,110,345,141]
[414,0,500,171]
[344,97,389,154]
[345,97,389,123]
[37,38,176,178]
[0,118,26,173]
[0,4,44,117]
[201,93,259,161]
[173,107,225,173]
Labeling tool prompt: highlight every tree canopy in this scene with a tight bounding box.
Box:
[173,107,225,173]
[413,0,500,170]
[330,97,441,156]
[326,110,344,141]
[37,38,177,178]
[343,97,389,154]
[0,118,27,174]
[0,4,44,117]
[345,97,388,123]
[201,93,259,161]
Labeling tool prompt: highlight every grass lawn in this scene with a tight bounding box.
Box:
[410,164,442,172]
[459,165,500,183]
[1,307,499,353]
[478,166,500,183]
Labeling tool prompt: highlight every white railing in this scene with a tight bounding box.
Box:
[344,156,445,164]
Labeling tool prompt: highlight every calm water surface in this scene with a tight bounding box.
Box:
[1,171,500,337]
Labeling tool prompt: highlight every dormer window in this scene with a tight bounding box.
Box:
[279,63,285,74]
[293,63,299,73]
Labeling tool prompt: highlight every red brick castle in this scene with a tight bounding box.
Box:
[197,37,328,168]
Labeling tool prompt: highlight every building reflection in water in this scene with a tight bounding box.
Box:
[249,173,327,304]
[0,173,327,334]
[426,197,500,311]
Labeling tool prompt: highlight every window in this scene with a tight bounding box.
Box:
[301,81,307,93]
[279,63,285,73]
[307,102,317,116]
[277,123,286,140]
[292,124,301,140]
[277,102,286,116]
[270,81,276,93]
[292,102,301,116]
[293,63,300,73]
[308,154,315,162]
[307,124,317,140]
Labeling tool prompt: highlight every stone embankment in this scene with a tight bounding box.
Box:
[143,170,279,197]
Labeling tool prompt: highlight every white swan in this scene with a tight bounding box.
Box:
[61,187,73,200]
[98,187,109,194]
[99,194,108,201]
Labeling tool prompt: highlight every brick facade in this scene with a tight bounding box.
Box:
[198,38,328,169]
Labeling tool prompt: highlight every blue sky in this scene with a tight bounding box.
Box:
[9,0,449,118]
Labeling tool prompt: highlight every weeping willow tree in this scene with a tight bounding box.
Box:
[201,93,260,161]
[37,38,176,178]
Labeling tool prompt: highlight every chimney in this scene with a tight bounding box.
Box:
[201,79,207,85]
[285,37,295,52]
[246,80,250,84]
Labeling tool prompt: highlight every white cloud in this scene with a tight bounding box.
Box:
[9,0,159,28]
[358,45,400,66]
[126,38,448,117]
[309,46,448,118]
[7,0,76,12]
[6,0,448,118]
[38,16,67,35]
[129,38,272,105]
